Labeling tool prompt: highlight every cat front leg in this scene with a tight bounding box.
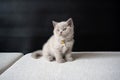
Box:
[65,53,73,61]
[55,52,65,63]
[65,50,73,62]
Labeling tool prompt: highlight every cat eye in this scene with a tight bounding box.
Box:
[63,28,67,31]
[57,29,59,31]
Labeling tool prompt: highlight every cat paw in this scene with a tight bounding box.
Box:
[56,59,66,63]
[66,57,74,62]
[47,56,54,61]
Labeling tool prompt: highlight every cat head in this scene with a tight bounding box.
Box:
[52,18,74,37]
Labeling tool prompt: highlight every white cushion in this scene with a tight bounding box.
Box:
[0,53,23,74]
[0,52,120,80]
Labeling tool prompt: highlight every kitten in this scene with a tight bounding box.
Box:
[31,18,74,63]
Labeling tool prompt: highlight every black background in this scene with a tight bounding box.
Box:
[0,0,119,54]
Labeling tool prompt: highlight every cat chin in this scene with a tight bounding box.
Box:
[61,34,69,37]
[58,33,65,36]
[58,33,66,36]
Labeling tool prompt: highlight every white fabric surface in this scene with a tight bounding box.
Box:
[0,53,23,74]
[0,52,120,80]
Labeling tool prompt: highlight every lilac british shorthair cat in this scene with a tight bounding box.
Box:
[32,18,74,63]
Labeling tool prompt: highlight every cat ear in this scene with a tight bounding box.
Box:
[66,18,73,27]
[52,21,58,27]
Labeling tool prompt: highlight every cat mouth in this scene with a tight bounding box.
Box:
[59,34,62,36]
[59,33,62,36]
[59,33,66,37]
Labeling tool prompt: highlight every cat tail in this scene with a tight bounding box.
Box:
[31,50,42,59]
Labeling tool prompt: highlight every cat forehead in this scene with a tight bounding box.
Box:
[57,22,68,27]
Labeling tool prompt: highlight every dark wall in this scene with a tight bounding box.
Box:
[0,0,119,54]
